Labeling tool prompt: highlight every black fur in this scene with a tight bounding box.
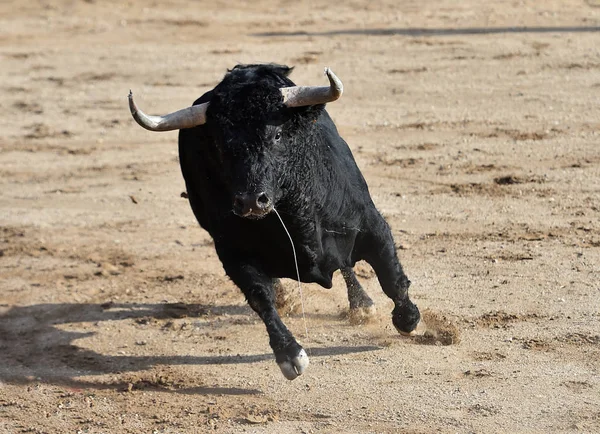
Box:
[178,64,419,379]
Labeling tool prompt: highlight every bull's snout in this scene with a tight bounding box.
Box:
[233,192,272,218]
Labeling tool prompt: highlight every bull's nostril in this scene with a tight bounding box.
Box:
[234,193,271,216]
[256,192,270,208]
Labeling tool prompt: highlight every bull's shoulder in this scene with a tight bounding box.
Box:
[315,111,360,163]
[314,111,370,191]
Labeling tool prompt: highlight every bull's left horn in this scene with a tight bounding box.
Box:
[280,67,343,108]
[128,91,209,131]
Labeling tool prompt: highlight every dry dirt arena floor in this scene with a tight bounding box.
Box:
[1,1,600,433]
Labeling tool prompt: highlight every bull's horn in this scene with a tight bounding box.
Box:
[128,91,209,131]
[280,67,343,107]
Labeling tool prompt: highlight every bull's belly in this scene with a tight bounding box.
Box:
[279,262,335,288]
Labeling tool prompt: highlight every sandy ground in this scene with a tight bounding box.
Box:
[1,0,599,432]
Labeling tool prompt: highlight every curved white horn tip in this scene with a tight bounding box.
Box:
[127,90,138,115]
[323,67,343,97]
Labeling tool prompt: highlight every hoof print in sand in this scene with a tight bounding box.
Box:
[413,309,461,346]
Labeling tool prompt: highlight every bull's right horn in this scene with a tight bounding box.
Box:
[128,91,209,131]
[280,67,343,108]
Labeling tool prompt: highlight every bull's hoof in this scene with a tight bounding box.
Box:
[277,349,309,380]
[349,294,374,311]
[392,301,420,335]
[398,329,417,337]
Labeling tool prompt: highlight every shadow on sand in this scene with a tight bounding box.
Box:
[0,302,381,394]
[252,25,600,38]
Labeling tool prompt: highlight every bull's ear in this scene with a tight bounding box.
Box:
[281,66,294,76]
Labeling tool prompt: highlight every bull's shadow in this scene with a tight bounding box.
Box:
[0,301,380,393]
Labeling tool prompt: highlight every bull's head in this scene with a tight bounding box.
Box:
[128,65,343,219]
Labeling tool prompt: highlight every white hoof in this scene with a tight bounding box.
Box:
[398,329,417,337]
[278,349,309,380]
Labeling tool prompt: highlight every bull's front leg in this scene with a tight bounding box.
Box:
[222,261,308,380]
[361,213,420,335]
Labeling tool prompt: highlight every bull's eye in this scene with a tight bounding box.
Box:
[274,131,282,141]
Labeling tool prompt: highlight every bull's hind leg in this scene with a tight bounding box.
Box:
[341,267,373,310]
[360,215,420,335]
[341,267,376,322]
[341,267,375,324]
[222,261,308,380]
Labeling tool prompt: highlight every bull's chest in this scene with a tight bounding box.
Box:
[217,214,351,288]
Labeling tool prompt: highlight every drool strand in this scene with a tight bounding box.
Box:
[273,208,310,345]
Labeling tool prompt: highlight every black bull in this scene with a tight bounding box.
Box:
[128,64,420,380]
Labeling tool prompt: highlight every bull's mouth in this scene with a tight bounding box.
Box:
[235,206,273,219]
